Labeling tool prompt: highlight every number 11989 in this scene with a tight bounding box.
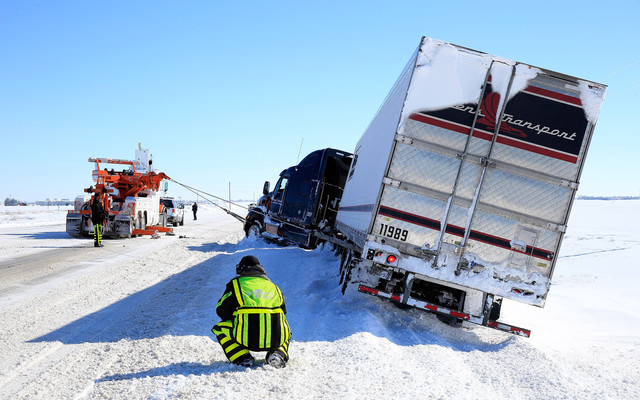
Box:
[379,223,408,242]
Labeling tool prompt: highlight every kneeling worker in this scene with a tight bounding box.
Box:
[212,255,291,368]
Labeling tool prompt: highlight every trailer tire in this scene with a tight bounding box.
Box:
[436,314,463,327]
[489,298,502,321]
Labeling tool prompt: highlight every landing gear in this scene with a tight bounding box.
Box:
[339,249,359,294]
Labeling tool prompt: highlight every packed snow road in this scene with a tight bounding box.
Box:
[0,201,638,399]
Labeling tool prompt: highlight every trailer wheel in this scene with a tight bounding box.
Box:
[489,298,502,321]
[436,314,463,327]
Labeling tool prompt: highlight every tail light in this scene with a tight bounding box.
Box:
[371,250,399,266]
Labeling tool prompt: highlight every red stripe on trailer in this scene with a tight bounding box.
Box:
[409,113,580,164]
[450,311,471,321]
[390,294,402,301]
[496,134,578,164]
[424,304,437,312]
[524,84,582,106]
[512,328,531,337]
[360,286,378,296]
[488,320,531,337]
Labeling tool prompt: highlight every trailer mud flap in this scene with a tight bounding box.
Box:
[358,284,530,338]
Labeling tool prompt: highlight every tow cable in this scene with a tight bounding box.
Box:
[167,178,316,234]
[167,178,248,223]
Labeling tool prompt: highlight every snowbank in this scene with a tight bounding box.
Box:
[0,201,638,399]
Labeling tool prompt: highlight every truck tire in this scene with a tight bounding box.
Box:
[245,221,262,237]
[132,218,139,237]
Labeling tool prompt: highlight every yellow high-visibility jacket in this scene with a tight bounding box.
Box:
[216,275,290,351]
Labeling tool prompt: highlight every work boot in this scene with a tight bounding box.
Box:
[232,354,255,367]
[266,350,286,368]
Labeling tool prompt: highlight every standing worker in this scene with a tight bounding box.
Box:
[212,255,291,368]
[192,202,198,220]
[91,193,106,247]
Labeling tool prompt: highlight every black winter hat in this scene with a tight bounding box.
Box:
[236,255,262,275]
[239,255,260,267]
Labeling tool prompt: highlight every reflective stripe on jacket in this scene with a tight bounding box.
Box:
[217,276,290,351]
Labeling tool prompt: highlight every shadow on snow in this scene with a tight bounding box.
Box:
[2,231,71,240]
[30,237,513,354]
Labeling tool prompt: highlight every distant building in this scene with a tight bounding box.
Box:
[34,198,74,206]
[4,196,20,206]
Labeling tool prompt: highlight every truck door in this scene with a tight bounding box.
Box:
[269,176,288,217]
[280,167,315,225]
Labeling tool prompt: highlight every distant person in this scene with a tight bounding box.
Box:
[90,193,106,247]
[192,202,198,220]
[212,255,291,368]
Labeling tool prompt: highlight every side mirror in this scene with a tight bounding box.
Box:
[178,204,184,209]
[263,181,270,196]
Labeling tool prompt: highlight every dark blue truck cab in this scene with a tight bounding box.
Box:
[243,148,352,248]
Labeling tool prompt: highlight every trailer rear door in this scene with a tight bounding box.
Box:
[372,39,606,306]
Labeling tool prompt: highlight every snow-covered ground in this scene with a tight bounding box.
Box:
[0,201,638,399]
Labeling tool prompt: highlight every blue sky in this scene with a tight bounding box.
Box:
[1,1,639,203]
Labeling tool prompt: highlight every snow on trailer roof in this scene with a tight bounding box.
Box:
[400,36,606,126]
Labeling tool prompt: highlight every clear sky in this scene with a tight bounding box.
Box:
[1,0,639,203]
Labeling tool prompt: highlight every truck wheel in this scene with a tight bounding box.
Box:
[132,218,139,237]
[246,221,262,237]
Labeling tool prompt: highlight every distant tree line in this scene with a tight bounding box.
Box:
[4,197,21,206]
[577,195,640,200]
